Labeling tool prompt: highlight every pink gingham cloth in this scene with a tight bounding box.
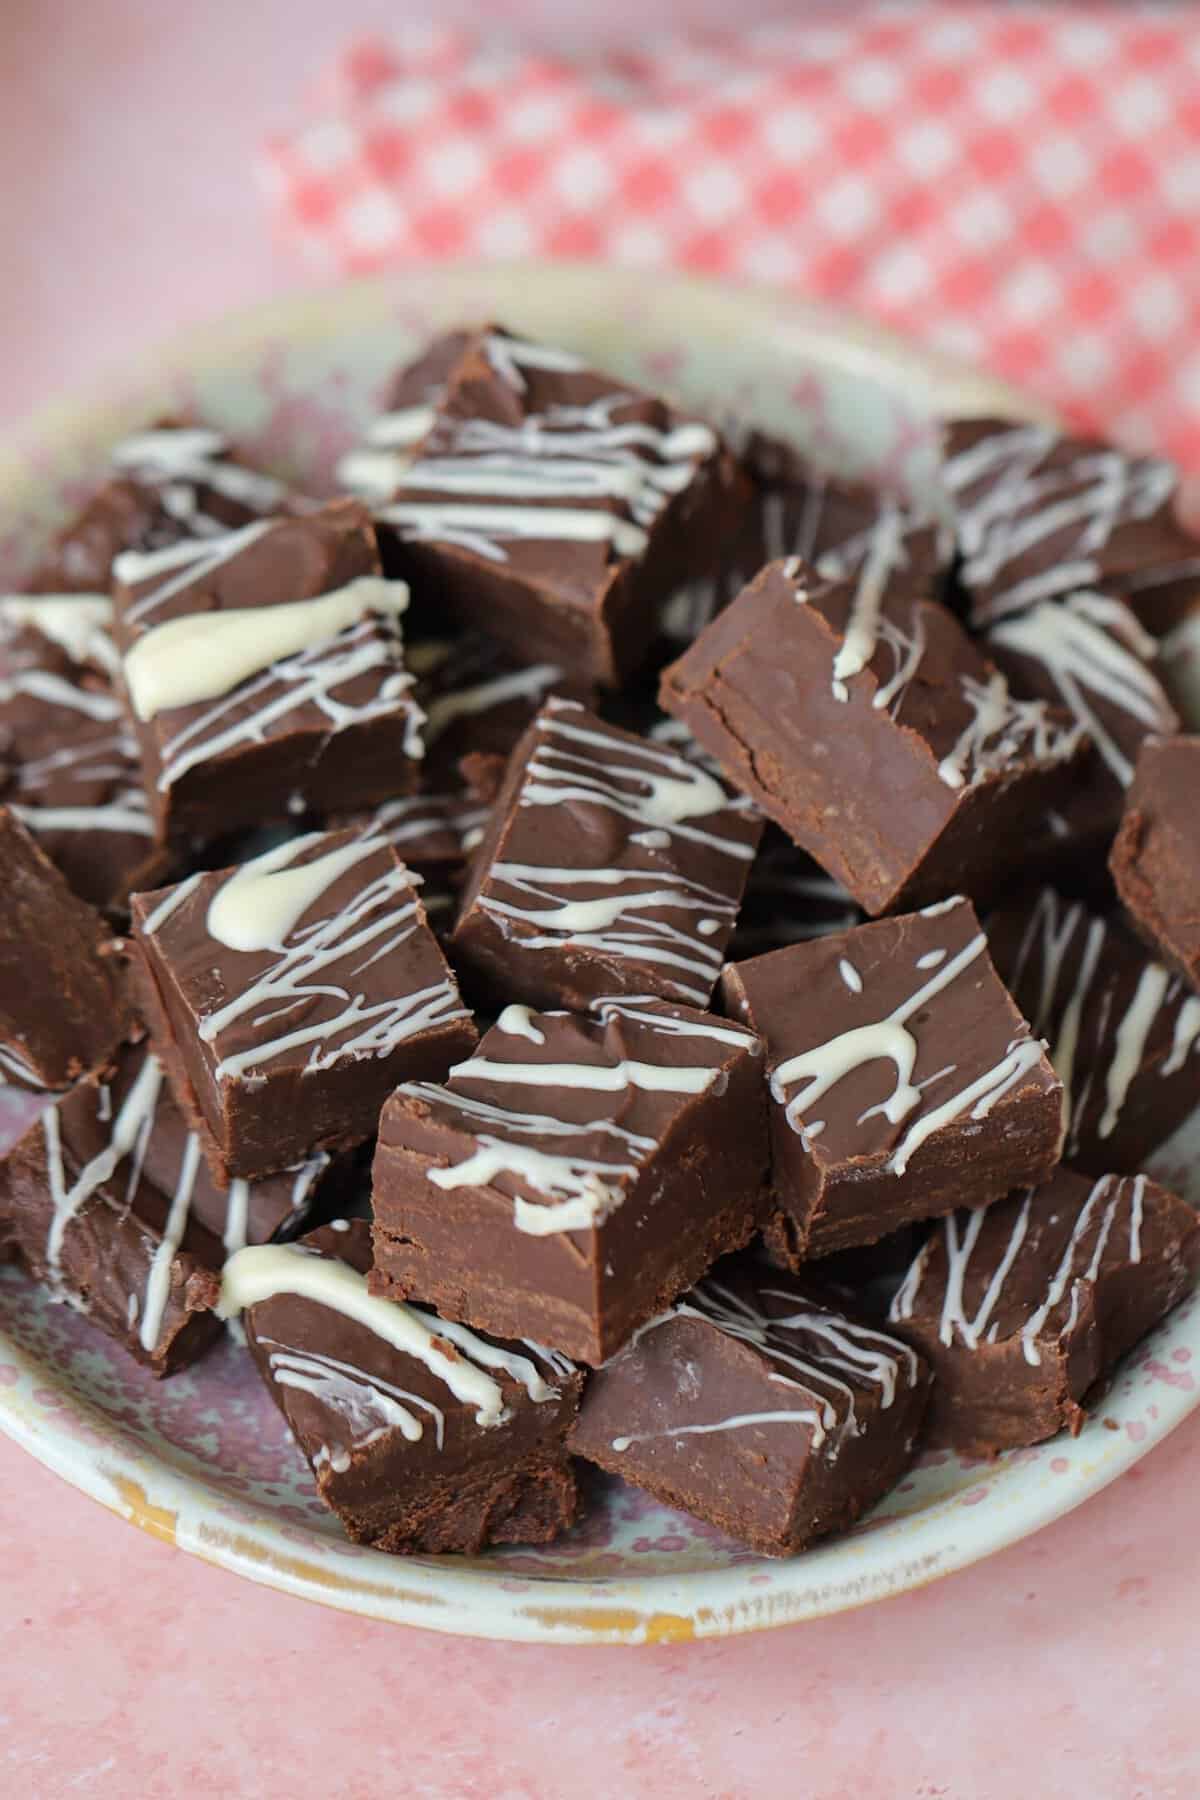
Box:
[261,8,1200,469]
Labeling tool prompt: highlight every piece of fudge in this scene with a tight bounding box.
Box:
[29,417,291,594]
[373,323,745,685]
[0,1043,344,1374]
[111,500,424,843]
[0,806,135,1090]
[728,826,862,961]
[984,591,1179,857]
[371,995,769,1365]
[226,1221,583,1554]
[450,699,762,1012]
[941,419,1200,633]
[569,1255,930,1556]
[721,897,1065,1263]
[0,594,166,908]
[1110,735,1200,991]
[889,1167,1200,1455]
[662,445,947,650]
[131,828,477,1184]
[336,329,473,504]
[987,887,1200,1174]
[659,558,1087,916]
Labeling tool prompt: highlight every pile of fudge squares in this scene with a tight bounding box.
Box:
[3,321,1200,1561]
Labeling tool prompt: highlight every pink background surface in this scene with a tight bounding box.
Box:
[2,4,1199,1795]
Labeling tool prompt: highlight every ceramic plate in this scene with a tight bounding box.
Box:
[1,263,1197,1645]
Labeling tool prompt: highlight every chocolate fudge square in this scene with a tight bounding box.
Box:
[29,417,291,595]
[1111,735,1200,991]
[0,594,165,908]
[987,887,1200,1175]
[889,1168,1200,1455]
[659,558,1086,916]
[721,897,1064,1263]
[226,1221,583,1554]
[371,995,769,1365]
[985,591,1179,856]
[451,699,761,1012]
[569,1256,930,1556]
[0,1043,347,1375]
[131,829,477,1184]
[0,806,135,1090]
[941,418,1200,633]
[112,500,424,843]
[374,323,745,685]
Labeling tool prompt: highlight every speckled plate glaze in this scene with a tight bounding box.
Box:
[1,263,1198,1645]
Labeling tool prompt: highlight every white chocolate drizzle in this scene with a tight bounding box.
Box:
[987,592,1177,786]
[450,1053,718,1097]
[827,506,907,701]
[142,836,468,1083]
[0,1042,42,1086]
[149,615,421,793]
[943,424,1182,619]
[893,1174,1150,1367]
[114,520,273,626]
[43,1054,165,1284]
[265,1342,447,1458]
[468,702,753,1007]
[124,575,410,722]
[1003,890,1200,1157]
[421,660,564,748]
[110,424,288,528]
[37,1050,332,1343]
[0,595,118,674]
[220,1241,564,1430]
[770,902,1049,1175]
[336,406,438,499]
[139,1133,203,1351]
[353,791,489,862]
[205,833,393,953]
[935,670,1084,790]
[403,999,752,1236]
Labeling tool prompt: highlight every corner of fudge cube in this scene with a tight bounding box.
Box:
[720,895,1065,1263]
[369,993,770,1365]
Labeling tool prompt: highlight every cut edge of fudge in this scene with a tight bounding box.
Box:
[0,805,137,1091]
[225,1222,584,1555]
[130,828,477,1185]
[888,1167,1200,1456]
[568,1255,931,1556]
[1110,733,1200,992]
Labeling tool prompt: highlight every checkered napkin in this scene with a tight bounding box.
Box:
[261,9,1200,470]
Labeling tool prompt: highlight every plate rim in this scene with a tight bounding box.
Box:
[3,260,1183,1647]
